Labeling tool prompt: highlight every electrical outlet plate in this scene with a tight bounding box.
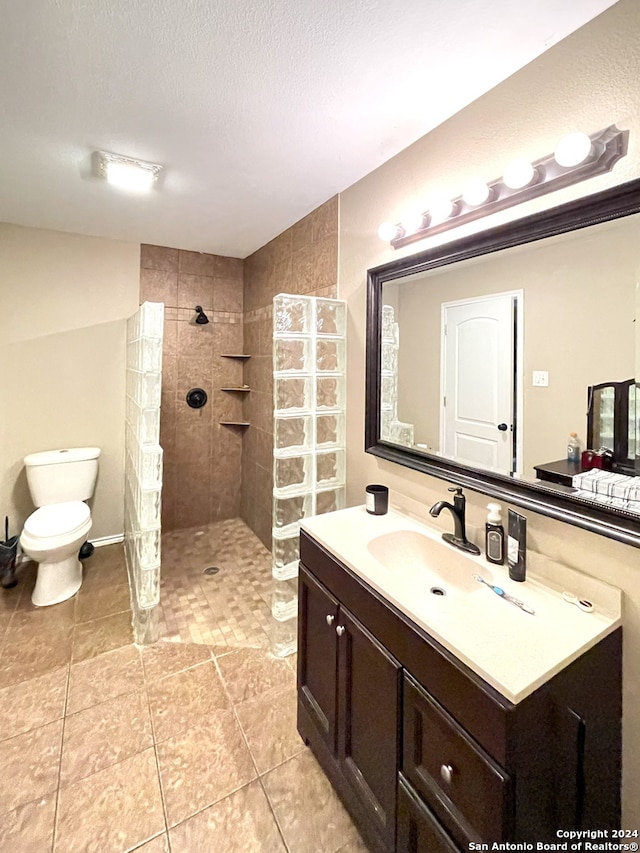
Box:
[532,370,549,387]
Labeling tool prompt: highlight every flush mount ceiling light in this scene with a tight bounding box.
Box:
[96,151,163,192]
[379,124,628,249]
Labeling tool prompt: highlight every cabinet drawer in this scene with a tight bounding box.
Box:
[398,773,462,853]
[403,673,512,842]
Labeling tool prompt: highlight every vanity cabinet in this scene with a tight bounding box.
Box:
[298,564,401,852]
[297,529,622,853]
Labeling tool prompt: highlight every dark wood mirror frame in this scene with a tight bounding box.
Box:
[366,176,640,548]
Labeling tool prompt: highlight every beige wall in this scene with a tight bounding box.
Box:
[339,0,640,822]
[242,197,339,547]
[0,224,140,539]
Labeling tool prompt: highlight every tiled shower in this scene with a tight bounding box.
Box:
[136,197,339,648]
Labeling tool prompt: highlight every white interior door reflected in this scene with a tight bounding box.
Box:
[441,293,520,475]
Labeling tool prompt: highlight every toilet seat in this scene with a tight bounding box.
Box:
[23,501,90,540]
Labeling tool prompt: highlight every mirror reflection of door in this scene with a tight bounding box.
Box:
[441,292,521,475]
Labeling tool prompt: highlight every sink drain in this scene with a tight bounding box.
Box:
[430,586,446,596]
[203,566,220,576]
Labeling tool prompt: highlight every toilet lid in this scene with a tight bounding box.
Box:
[24,501,90,538]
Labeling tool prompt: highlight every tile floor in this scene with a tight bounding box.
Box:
[0,518,367,853]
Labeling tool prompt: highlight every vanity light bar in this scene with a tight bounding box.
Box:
[381,125,628,250]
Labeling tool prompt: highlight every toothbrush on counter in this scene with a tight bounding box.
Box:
[472,573,535,615]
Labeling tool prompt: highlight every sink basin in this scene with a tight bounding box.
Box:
[300,505,621,703]
[367,529,485,594]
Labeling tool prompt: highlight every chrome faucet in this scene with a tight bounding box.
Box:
[429,487,480,555]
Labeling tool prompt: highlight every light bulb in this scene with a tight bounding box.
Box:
[554,132,592,168]
[503,158,536,190]
[462,179,491,207]
[105,161,156,191]
[427,196,455,225]
[400,211,425,235]
[377,221,402,242]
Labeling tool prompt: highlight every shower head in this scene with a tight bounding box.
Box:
[194,305,209,325]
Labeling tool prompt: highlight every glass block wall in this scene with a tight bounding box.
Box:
[381,304,415,447]
[124,301,164,644]
[271,294,347,656]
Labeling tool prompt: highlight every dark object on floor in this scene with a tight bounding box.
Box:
[79,540,95,560]
[203,566,220,576]
[1,515,19,589]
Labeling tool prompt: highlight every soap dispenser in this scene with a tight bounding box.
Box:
[485,503,505,565]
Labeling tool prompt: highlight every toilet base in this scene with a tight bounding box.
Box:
[31,555,83,607]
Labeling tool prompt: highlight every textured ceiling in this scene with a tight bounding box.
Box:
[0,0,618,257]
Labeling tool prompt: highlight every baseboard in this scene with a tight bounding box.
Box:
[91,534,125,548]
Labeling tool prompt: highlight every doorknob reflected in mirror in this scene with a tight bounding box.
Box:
[497,423,508,431]
[326,614,335,626]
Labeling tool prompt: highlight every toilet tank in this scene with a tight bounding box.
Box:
[24,447,101,506]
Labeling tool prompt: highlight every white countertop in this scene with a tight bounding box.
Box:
[300,505,622,704]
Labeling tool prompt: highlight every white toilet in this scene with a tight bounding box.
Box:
[20,447,101,607]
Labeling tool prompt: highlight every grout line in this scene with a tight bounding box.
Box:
[51,658,72,853]
[257,774,292,853]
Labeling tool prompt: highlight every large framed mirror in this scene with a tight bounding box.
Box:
[366,177,640,547]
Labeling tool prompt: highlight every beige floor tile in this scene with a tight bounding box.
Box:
[169,780,286,852]
[71,610,132,662]
[55,748,164,853]
[0,795,56,853]
[0,579,20,632]
[0,719,63,814]
[60,691,153,785]
[157,709,256,826]
[235,685,305,774]
[216,647,295,705]
[67,644,143,714]
[262,751,363,853]
[285,652,298,673]
[141,640,212,683]
[75,581,131,623]
[81,548,128,589]
[147,661,230,742]
[336,839,370,853]
[0,626,73,689]
[0,666,68,741]
[10,596,76,632]
[131,833,170,852]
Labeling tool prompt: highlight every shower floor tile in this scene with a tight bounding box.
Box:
[0,518,364,852]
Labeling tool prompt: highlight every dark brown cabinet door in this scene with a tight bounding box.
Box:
[298,564,340,750]
[336,606,401,851]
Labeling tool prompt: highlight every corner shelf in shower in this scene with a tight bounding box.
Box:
[220,353,251,359]
[219,421,250,427]
[220,386,251,392]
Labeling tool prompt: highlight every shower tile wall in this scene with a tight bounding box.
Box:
[242,196,339,548]
[140,246,244,532]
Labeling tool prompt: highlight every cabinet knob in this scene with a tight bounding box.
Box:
[336,625,346,637]
[440,764,454,785]
[326,614,335,626]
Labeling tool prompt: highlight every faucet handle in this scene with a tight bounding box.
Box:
[448,486,463,496]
